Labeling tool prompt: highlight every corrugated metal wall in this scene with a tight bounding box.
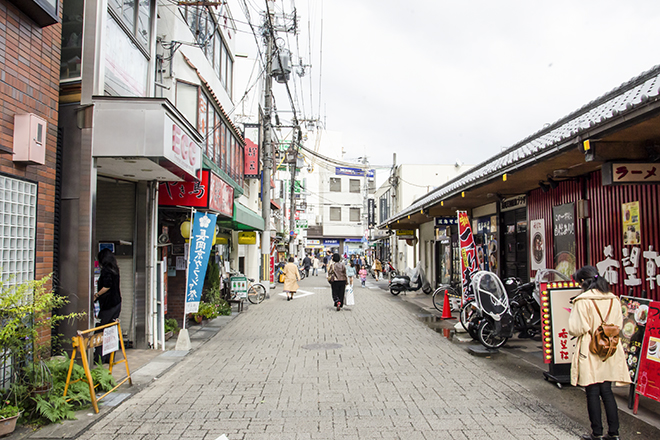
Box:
[528,170,659,301]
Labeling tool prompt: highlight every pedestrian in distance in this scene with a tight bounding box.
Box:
[323,254,329,273]
[346,260,356,287]
[327,253,347,311]
[568,265,630,440]
[302,253,312,277]
[283,257,301,301]
[312,255,320,276]
[359,265,367,287]
[93,248,122,364]
[373,258,382,281]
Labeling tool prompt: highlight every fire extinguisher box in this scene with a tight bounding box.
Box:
[13,113,47,165]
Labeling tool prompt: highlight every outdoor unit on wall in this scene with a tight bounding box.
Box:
[13,114,47,165]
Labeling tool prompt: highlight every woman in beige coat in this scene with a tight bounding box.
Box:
[283,256,301,301]
[568,265,630,440]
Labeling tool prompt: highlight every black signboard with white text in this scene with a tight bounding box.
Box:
[552,203,576,278]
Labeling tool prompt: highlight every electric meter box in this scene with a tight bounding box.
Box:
[13,113,47,165]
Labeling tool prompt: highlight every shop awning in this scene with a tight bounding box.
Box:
[217,202,265,231]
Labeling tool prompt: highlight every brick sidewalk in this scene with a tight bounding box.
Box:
[77,275,582,440]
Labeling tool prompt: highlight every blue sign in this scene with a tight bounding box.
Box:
[185,212,218,314]
[344,238,362,243]
[335,167,375,178]
[324,239,339,245]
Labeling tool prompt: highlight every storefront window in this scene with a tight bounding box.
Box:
[60,0,84,81]
[104,12,149,96]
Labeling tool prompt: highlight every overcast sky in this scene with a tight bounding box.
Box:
[235,0,660,169]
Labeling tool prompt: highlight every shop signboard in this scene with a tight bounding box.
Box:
[244,138,259,178]
[552,203,576,279]
[530,219,546,271]
[435,217,458,227]
[230,275,248,300]
[634,300,660,412]
[396,230,415,239]
[334,167,375,178]
[184,212,217,314]
[458,211,480,299]
[541,282,579,386]
[602,162,660,185]
[166,117,202,180]
[159,170,233,218]
[620,296,652,383]
[367,198,375,227]
[324,239,339,246]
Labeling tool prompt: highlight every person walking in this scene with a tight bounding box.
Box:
[373,258,382,281]
[358,265,367,287]
[302,254,312,277]
[327,253,347,311]
[346,261,356,287]
[312,255,320,276]
[283,256,301,301]
[93,248,122,364]
[568,265,630,440]
[323,254,329,273]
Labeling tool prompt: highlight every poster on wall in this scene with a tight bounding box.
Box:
[553,203,576,278]
[635,300,660,409]
[622,201,641,245]
[620,296,652,383]
[530,219,546,271]
[476,216,491,272]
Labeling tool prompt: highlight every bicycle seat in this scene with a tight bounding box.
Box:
[248,278,255,282]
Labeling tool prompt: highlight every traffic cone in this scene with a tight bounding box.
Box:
[440,289,456,320]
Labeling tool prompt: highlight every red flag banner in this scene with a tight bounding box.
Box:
[458,211,480,299]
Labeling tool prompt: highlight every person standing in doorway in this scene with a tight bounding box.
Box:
[569,265,630,440]
[302,253,312,277]
[327,253,347,311]
[283,257,301,301]
[93,248,122,364]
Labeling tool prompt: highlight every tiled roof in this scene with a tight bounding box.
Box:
[383,64,660,226]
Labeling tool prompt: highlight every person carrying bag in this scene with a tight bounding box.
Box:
[568,265,630,440]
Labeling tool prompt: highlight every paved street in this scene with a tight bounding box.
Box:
[79,275,583,440]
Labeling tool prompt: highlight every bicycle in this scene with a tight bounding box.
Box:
[246,278,267,304]
[432,284,462,314]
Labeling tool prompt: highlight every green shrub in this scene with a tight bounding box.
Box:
[164,318,179,334]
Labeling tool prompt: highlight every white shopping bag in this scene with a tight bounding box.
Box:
[345,284,355,306]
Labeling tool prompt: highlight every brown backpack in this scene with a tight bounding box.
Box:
[589,299,620,362]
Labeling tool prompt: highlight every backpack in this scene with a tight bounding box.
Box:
[589,299,620,362]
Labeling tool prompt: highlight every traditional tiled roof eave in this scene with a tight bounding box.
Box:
[379,64,660,228]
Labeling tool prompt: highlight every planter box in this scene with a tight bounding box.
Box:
[164,330,174,341]
[0,413,19,436]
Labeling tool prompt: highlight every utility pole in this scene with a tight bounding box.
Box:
[260,14,274,291]
[288,127,300,257]
[362,156,369,257]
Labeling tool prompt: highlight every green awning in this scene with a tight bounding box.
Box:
[216,202,265,231]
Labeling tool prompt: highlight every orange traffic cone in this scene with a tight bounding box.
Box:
[440,289,456,320]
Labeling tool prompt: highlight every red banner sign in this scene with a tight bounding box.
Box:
[244,138,259,178]
[635,300,660,407]
[458,211,480,298]
[159,170,233,218]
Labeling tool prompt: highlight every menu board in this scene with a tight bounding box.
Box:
[620,296,651,383]
[548,285,580,365]
[636,301,660,404]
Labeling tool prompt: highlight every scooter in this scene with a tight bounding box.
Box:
[389,262,433,295]
[465,271,515,349]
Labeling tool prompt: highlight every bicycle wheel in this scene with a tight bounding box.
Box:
[477,319,508,349]
[247,283,267,304]
[432,288,445,313]
[460,300,477,332]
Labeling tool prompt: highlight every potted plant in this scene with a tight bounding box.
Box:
[0,400,20,436]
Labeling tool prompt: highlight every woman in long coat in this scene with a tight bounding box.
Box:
[283,256,301,301]
[568,265,630,440]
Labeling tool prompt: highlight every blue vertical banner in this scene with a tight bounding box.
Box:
[185,211,218,314]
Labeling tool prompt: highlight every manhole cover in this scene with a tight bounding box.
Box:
[302,343,342,350]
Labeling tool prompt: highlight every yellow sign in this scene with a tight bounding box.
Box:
[238,231,257,245]
[622,201,640,245]
[396,230,415,237]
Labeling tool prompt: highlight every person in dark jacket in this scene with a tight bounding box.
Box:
[94,248,122,364]
[302,254,312,277]
[327,253,347,311]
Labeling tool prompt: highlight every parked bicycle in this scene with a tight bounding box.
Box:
[432,283,462,314]
[222,270,267,304]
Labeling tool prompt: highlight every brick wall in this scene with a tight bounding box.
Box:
[0,1,61,348]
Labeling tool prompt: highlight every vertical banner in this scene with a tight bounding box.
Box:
[244,138,260,178]
[622,201,641,245]
[552,203,576,278]
[367,198,375,227]
[530,219,546,271]
[185,212,218,314]
[636,301,660,405]
[458,211,480,299]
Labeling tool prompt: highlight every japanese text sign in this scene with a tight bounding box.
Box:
[602,162,660,185]
[548,285,580,364]
[244,138,259,178]
[458,211,480,298]
[552,203,576,279]
[184,212,218,314]
[159,171,233,218]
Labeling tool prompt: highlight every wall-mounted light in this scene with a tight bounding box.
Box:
[547,177,560,189]
[539,181,550,193]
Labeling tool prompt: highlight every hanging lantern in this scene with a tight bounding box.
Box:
[180,220,191,239]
